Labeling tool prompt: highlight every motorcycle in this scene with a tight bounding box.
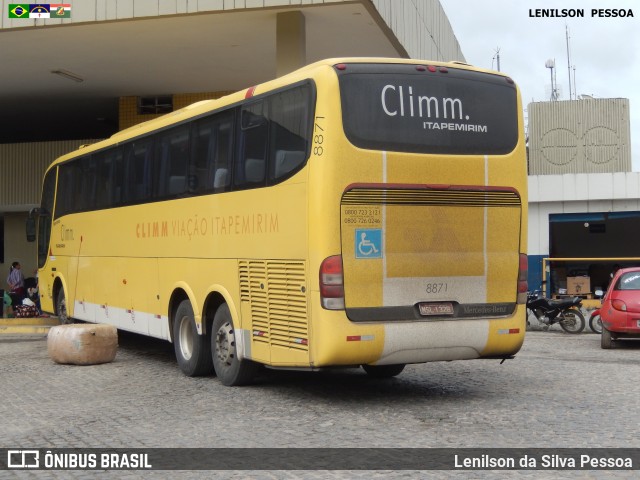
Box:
[587,289,605,334]
[589,309,602,334]
[526,290,586,333]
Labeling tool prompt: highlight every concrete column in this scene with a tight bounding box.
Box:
[276,11,306,77]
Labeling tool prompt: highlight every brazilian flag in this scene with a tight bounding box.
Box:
[8,4,29,18]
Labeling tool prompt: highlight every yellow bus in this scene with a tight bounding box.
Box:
[30,58,528,385]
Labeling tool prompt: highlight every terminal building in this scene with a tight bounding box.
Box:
[0,0,464,273]
[527,97,636,297]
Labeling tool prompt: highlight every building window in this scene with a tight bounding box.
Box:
[138,96,173,115]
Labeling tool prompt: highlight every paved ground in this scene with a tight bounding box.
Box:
[1,327,639,479]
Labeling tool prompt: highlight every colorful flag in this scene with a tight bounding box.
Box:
[50,3,71,18]
[29,4,50,18]
[8,4,29,18]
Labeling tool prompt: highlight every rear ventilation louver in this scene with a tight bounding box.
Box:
[239,260,308,351]
[342,187,521,207]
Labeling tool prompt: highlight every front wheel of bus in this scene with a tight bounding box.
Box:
[56,288,72,324]
[211,304,259,386]
[362,364,405,378]
[173,300,213,377]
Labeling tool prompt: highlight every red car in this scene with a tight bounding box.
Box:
[600,267,640,349]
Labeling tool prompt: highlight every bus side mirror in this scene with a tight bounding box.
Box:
[25,207,41,242]
[25,216,36,242]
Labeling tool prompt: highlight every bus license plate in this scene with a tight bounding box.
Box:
[419,302,454,316]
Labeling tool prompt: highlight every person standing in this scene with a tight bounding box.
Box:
[6,261,25,301]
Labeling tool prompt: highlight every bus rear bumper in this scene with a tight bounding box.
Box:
[311,311,525,367]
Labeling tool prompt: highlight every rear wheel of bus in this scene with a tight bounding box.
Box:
[173,299,213,376]
[56,288,72,324]
[362,364,405,378]
[211,303,260,386]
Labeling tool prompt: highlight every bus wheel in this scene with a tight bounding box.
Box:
[362,364,405,378]
[173,300,213,377]
[56,288,72,324]
[211,304,259,386]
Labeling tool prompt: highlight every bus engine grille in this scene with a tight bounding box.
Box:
[341,186,521,207]
[239,260,309,351]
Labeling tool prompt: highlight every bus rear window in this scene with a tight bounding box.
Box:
[337,63,519,155]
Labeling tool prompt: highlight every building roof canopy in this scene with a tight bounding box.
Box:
[0,3,402,142]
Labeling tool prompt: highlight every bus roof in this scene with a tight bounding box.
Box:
[50,57,508,166]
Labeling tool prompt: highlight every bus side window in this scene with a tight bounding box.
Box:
[94,150,114,209]
[111,147,124,206]
[38,169,56,268]
[191,119,215,194]
[156,125,189,197]
[237,104,267,188]
[123,138,154,203]
[268,84,311,182]
[191,110,234,194]
[78,157,98,212]
[55,163,75,218]
[55,158,92,217]
[213,114,233,192]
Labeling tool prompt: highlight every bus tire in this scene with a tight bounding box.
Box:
[173,299,213,377]
[211,304,259,386]
[362,364,405,378]
[56,288,72,325]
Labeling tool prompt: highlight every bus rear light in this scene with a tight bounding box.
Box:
[320,255,345,310]
[427,65,437,72]
[416,65,426,72]
[439,67,449,73]
[517,254,528,304]
[335,64,347,71]
[320,255,343,284]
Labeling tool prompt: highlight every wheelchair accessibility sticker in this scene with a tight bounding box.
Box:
[355,229,382,259]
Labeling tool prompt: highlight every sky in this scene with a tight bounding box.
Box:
[439,0,640,170]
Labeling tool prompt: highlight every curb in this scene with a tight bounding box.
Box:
[0,316,60,335]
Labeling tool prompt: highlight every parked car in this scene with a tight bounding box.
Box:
[600,267,640,349]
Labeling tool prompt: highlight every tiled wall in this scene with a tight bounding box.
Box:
[118,91,235,129]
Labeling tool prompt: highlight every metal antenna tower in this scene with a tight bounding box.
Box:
[545,59,559,101]
[492,47,501,71]
[566,25,573,100]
